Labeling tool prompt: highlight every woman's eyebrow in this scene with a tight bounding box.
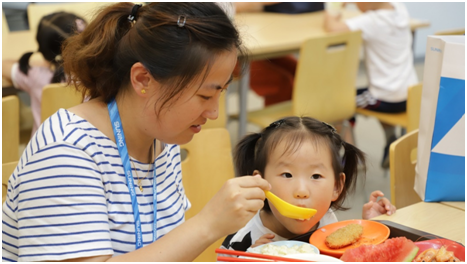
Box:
[205,75,234,90]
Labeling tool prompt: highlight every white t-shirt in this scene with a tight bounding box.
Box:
[220,209,338,254]
[2,109,191,262]
[345,3,418,102]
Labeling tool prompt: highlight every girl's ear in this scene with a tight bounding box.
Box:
[332,173,346,201]
[252,170,261,177]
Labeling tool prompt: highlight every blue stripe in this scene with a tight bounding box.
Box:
[18,203,106,213]
[2,247,18,257]
[41,121,47,145]
[2,231,18,240]
[108,210,154,216]
[3,211,18,223]
[63,127,78,142]
[18,164,106,178]
[58,110,64,135]
[110,229,153,235]
[19,238,112,248]
[68,119,87,125]
[2,240,18,249]
[158,203,183,221]
[2,256,17,262]
[50,116,56,142]
[19,211,107,221]
[25,154,94,166]
[19,247,114,258]
[18,193,105,203]
[36,143,81,154]
[73,133,87,145]
[20,229,110,239]
[15,175,101,191]
[35,129,40,151]
[65,109,71,120]
[19,220,109,230]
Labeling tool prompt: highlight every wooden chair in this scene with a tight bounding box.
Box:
[181,128,235,262]
[203,91,227,129]
[41,83,83,122]
[356,83,423,133]
[247,31,362,127]
[435,28,465,36]
[2,95,20,163]
[389,129,422,209]
[3,161,18,204]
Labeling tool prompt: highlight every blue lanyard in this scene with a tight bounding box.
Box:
[108,98,157,249]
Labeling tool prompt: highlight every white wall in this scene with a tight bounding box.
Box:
[404,2,465,59]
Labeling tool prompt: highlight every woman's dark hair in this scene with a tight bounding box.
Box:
[234,116,366,212]
[62,2,247,111]
[19,11,86,83]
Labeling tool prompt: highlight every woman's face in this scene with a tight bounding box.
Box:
[260,139,343,237]
[144,49,237,145]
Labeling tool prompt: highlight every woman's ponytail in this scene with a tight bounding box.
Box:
[18,52,34,75]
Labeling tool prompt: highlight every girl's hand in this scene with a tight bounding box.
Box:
[198,175,270,239]
[362,190,396,219]
[251,233,275,248]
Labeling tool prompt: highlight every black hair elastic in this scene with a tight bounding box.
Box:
[322,121,337,134]
[128,4,142,22]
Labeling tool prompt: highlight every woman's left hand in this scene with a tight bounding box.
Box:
[362,190,396,219]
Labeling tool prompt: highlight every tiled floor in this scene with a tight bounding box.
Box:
[225,59,425,221]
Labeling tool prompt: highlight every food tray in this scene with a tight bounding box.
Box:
[289,220,464,247]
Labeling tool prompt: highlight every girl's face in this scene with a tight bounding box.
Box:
[259,139,344,237]
[144,49,237,145]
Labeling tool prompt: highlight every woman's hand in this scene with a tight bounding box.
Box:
[198,175,270,239]
[362,190,396,219]
[251,233,275,248]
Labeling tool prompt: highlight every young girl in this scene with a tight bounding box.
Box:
[2,11,87,136]
[222,116,396,251]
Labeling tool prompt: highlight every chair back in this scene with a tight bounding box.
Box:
[2,96,20,163]
[407,83,423,133]
[3,161,18,204]
[389,129,422,209]
[292,31,362,123]
[203,92,227,129]
[41,83,83,122]
[181,128,234,262]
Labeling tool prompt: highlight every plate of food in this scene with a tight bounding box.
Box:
[246,240,320,256]
[309,219,390,257]
[413,238,464,262]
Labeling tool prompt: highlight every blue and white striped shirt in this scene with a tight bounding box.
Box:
[2,109,190,262]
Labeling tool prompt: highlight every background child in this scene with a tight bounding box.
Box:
[221,116,396,252]
[2,11,87,136]
[324,3,419,168]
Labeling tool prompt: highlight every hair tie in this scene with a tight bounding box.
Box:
[322,121,337,134]
[128,4,142,22]
[177,15,187,27]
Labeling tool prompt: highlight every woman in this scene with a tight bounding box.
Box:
[2,3,270,262]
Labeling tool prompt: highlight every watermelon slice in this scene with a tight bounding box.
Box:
[340,237,419,262]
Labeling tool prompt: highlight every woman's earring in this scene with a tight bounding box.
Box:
[141,89,146,94]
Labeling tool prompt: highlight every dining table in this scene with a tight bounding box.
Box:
[234,10,430,137]
[371,201,465,245]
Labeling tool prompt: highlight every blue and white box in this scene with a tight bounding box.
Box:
[415,35,465,202]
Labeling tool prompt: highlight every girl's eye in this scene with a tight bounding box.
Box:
[281,173,293,178]
[311,174,322,180]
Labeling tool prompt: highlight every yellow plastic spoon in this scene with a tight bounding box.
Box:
[264,190,317,220]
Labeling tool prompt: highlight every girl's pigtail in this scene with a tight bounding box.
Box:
[18,52,34,75]
[341,141,366,195]
[234,133,262,177]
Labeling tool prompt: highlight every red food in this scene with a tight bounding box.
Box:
[340,237,419,262]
